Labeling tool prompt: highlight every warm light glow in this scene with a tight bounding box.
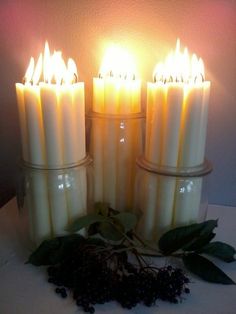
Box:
[99,44,137,80]
[24,42,78,85]
[153,39,205,84]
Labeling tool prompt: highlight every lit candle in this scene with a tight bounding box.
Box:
[91,44,142,210]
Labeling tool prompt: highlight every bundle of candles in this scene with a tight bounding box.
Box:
[16,40,211,244]
[16,43,87,244]
[16,42,86,168]
[139,39,210,239]
[90,46,143,211]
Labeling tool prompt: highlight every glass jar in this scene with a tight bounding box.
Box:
[134,156,213,241]
[17,156,93,248]
[86,111,145,211]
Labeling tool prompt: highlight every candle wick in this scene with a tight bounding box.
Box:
[22,77,26,84]
[73,73,78,83]
[194,73,204,84]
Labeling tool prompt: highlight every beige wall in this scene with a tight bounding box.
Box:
[0,0,235,205]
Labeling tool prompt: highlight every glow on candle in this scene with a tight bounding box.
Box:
[99,44,137,80]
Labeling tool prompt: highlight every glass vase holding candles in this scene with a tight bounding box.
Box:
[15,42,91,248]
[87,112,145,211]
[17,157,93,248]
[134,157,212,241]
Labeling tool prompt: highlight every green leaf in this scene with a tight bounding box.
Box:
[200,241,236,263]
[112,212,138,233]
[27,234,85,266]
[98,221,124,241]
[67,214,108,233]
[158,220,218,254]
[183,253,235,285]
[183,232,216,251]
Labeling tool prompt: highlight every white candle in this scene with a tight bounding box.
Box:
[28,169,52,245]
[65,167,87,236]
[72,82,86,162]
[174,56,211,225]
[24,84,46,165]
[16,83,29,162]
[48,171,68,236]
[40,83,63,167]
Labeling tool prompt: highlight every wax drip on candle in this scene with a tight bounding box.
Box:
[153,39,205,84]
[98,45,137,80]
[22,42,78,85]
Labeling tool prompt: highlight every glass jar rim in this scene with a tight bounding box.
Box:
[136,155,213,177]
[86,110,145,120]
[19,154,92,171]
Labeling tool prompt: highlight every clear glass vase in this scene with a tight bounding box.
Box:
[17,156,93,248]
[134,156,213,241]
[87,111,145,211]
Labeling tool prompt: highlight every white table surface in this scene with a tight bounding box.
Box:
[0,198,236,314]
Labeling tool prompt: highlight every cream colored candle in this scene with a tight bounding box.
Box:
[140,84,162,239]
[24,83,46,165]
[65,167,87,237]
[29,169,52,245]
[16,83,29,162]
[144,80,183,240]
[92,78,105,201]
[40,83,63,167]
[174,53,211,226]
[48,171,68,236]
[59,81,85,165]
[72,82,86,162]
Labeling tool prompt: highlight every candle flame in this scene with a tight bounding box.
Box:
[24,57,34,83]
[153,39,205,84]
[99,44,137,80]
[24,42,78,85]
[33,53,42,85]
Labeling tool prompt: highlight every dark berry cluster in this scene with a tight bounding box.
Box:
[46,244,190,313]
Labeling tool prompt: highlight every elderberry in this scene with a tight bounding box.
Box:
[46,241,190,313]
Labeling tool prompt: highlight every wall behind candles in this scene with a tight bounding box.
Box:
[0,0,235,206]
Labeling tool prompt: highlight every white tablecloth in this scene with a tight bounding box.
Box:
[0,198,236,314]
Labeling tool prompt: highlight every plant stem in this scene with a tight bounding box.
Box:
[132,232,163,255]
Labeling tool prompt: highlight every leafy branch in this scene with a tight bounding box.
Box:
[28,202,236,285]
